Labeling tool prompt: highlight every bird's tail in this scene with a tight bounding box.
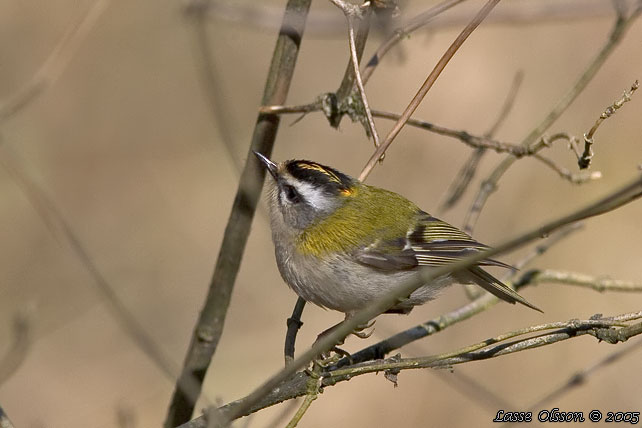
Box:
[466,266,542,313]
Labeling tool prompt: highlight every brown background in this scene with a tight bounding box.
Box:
[1,1,642,427]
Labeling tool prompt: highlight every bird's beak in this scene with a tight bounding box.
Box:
[253,151,278,180]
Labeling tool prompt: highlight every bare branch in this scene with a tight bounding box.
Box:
[330,1,381,147]
[195,0,633,37]
[463,5,641,234]
[517,269,642,293]
[579,79,639,169]
[358,0,502,181]
[284,298,306,366]
[440,71,525,213]
[284,369,321,428]
[440,70,523,213]
[361,0,468,84]
[532,153,603,184]
[330,6,372,128]
[371,110,528,154]
[176,312,642,426]
[510,223,584,272]
[165,1,313,426]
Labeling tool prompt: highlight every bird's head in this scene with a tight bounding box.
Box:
[254,152,357,230]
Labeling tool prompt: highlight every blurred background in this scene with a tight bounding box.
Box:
[1,0,642,427]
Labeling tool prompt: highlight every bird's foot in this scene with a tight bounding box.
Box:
[313,346,353,368]
[351,319,376,339]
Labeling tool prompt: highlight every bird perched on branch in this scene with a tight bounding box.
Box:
[254,152,541,325]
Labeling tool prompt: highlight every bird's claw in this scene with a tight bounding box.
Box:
[314,346,352,367]
[351,319,376,339]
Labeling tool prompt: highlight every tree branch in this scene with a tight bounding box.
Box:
[329,3,372,128]
[284,297,306,366]
[175,311,642,427]
[361,0,468,84]
[579,79,639,169]
[463,4,641,234]
[516,269,642,293]
[164,1,313,426]
[359,0,502,181]
[330,1,381,147]
[440,70,524,213]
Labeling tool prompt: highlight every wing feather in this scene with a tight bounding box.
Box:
[353,213,513,270]
[352,212,539,311]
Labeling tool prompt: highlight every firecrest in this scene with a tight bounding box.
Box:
[254,152,541,320]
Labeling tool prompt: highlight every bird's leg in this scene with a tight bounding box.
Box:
[314,321,350,362]
[313,317,376,364]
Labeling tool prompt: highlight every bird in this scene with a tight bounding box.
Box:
[254,152,541,324]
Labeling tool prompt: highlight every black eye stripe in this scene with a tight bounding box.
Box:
[282,184,301,203]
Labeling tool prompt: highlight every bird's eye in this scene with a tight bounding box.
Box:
[282,184,300,203]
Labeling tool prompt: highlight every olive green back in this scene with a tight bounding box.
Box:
[296,184,418,256]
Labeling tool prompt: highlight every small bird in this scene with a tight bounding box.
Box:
[254,152,541,322]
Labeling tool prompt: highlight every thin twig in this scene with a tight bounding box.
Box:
[362,0,468,84]
[532,154,603,184]
[264,400,301,428]
[186,311,642,425]
[196,0,630,37]
[372,111,600,184]
[285,370,322,428]
[284,297,306,366]
[371,110,529,154]
[325,316,642,380]
[260,104,532,155]
[510,223,584,272]
[579,79,639,169]
[330,5,372,128]
[487,71,525,137]
[0,0,110,122]
[330,1,381,148]
[439,71,524,213]
[359,0,502,181]
[516,269,642,293]
[330,316,639,376]
[447,70,524,300]
[165,1,313,426]
[463,5,640,235]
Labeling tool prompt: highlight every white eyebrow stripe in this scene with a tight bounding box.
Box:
[291,180,333,211]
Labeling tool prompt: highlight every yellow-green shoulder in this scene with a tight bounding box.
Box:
[296,183,419,257]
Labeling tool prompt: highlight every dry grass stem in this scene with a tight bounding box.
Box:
[359,0,502,181]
